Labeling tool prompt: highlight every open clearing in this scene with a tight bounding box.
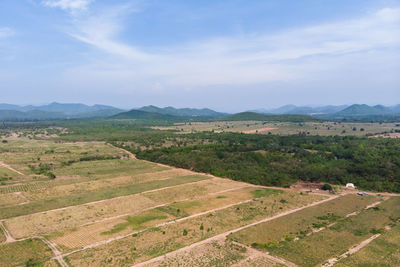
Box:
[152,121,400,136]
[1,137,399,266]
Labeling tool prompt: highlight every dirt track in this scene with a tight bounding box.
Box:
[0,161,24,176]
[242,127,277,134]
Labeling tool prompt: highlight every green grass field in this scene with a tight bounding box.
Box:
[0,238,53,267]
[335,224,400,266]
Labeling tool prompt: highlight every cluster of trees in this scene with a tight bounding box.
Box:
[131,133,400,192]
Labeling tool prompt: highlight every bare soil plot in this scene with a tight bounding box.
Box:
[142,177,249,203]
[0,227,5,243]
[0,192,28,207]
[0,238,53,267]
[0,139,126,178]
[229,194,378,247]
[53,158,167,179]
[260,196,400,267]
[65,192,324,266]
[22,168,189,201]
[153,121,400,137]
[4,175,211,238]
[141,239,249,267]
[5,193,157,239]
[242,127,278,134]
[0,161,169,195]
[335,224,400,266]
[0,174,207,219]
[49,186,258,250]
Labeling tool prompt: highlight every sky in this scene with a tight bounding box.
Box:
[0,0,399,112]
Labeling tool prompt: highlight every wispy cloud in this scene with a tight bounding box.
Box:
[49,4,400,98]
[68,4,150,60]
[42,0,94,12]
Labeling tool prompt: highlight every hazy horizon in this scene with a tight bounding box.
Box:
[1,0,399,112]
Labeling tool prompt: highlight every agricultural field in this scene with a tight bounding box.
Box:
[1,134,400,267]
[152,121,400,136]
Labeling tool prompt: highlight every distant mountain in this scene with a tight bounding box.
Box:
[24,102,119,115]
[335,104,395,116]
[112,109,178,120]
[251,105,348,115]
[139,105,227,118]
[0,110,66,121]
[0,104,22,110]
[217,112,320,122]
[391,105,400,113]
[0,102,124,120]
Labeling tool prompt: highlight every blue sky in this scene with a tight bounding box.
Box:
[0,0,399,111]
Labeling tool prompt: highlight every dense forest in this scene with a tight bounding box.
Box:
[121,133,400,193]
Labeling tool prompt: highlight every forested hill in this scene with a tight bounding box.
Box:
[139,105,227,118]
[111,109,178,120]
[127,133,400,193]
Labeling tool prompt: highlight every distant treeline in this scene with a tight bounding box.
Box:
[125,133,400,193]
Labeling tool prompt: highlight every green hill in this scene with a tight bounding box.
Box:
[335,104,394,116]
[139,105,227,118]
[216,112,320,122]
[111,109,178,120]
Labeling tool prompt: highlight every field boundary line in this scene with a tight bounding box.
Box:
[0,221,15,243]
[231,241,298,267]
[58,196,256,259]
[0,161,24,176]
[80,185,251,227]
[39,237,69,267]
[322,234,381,267]
[303,200,384,238]
[132,194,338,267]
[4,178,210,221]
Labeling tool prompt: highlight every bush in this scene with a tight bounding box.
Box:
[321,183,333,191]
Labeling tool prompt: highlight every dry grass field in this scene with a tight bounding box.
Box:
[152,121,400,136]
[1,137,399,267]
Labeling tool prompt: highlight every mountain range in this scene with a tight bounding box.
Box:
[251,104,400,116]
[0,103,399,121]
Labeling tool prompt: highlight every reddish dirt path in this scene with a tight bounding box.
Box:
[242,127,277,134]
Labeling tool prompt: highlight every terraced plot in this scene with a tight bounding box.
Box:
[49,186,259,250]
[229,194,378,246]
[65,191,324,266]
[335,224,400,266]
[232,196,400,267]
[3,137,396,267]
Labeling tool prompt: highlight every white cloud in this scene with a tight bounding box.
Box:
[42,0,93,12]
[68,5,150,60]
[59,6,400,94]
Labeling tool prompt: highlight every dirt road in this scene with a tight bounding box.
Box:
[0,161,24,176]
